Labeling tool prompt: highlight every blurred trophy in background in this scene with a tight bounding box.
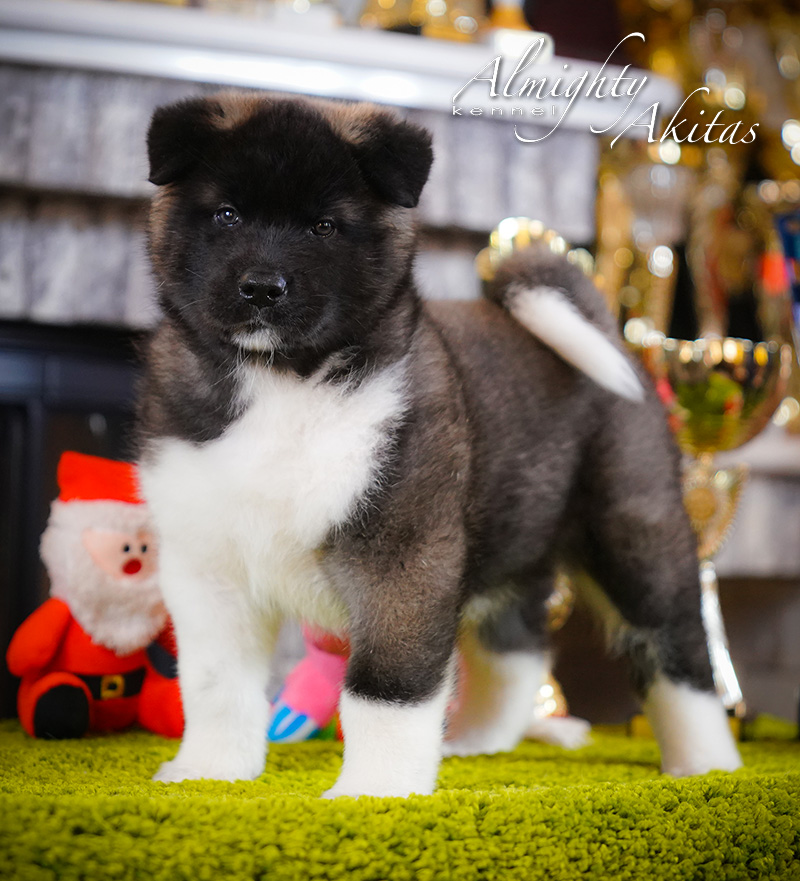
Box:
[359,0,484,39]
[774,199,800,361]
[608,0,800,718]
[597,141,794,715]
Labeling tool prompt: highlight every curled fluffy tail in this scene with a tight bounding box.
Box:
[485,247,644,402]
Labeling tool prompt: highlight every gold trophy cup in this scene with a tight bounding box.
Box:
[600,160,795,716]
[639,335,792,712]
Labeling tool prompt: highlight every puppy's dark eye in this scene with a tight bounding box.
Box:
[214,205,240,228]
[312,219,336,237]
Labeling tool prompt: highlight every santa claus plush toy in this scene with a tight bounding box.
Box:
[7,451,183,739]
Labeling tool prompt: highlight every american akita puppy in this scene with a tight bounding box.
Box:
[137,92,741,797]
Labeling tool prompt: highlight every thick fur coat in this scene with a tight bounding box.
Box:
[137,92,741,796]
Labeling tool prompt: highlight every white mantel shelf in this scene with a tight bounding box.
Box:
[0,0,680,126]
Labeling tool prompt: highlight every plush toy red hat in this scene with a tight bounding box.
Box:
[56,451,144,505]
[7,451,182,739]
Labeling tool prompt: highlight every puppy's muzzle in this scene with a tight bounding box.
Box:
[238,269,288,309]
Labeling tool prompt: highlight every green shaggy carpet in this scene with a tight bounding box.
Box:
[1,719,799,881]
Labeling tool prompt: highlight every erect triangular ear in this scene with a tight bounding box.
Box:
[147,97,223,186]
[349,113,434,209]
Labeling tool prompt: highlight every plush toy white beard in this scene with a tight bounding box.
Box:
[40,499,168,656]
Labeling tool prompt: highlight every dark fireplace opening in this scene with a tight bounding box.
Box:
[0,320,146,719]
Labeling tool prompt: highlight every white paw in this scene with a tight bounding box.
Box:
[328,689,446,798]
[661,750,743,778]
[524,715,591,749]
[321,785,386,799]
[442,729,521,758]
[152,753,263,784]
[153,759,208,784]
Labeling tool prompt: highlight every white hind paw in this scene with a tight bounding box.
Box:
[524,715,591,749]
[442,729,522,757]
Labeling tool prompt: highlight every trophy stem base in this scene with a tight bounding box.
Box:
[700,559,745,717]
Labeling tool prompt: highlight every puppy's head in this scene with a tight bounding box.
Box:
[146,92,433,360]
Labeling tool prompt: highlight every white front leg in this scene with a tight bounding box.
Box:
[324,679,451,799]
[154,555,279,784]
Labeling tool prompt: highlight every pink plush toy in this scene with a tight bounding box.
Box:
[268,627,460,744]
[269,629,592,749]
[268,626,348,742]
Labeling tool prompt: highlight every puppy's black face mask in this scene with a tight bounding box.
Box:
[147,96,433,363]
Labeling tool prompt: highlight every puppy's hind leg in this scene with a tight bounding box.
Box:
[444,592,552,757]
[572,409,742,776]
[578,576,741,776]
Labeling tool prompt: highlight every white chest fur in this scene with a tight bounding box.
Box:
[139,361,407,627]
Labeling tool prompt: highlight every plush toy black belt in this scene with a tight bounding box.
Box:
[78,668,146,700]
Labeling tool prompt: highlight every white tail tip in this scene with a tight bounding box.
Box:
[509,286,645,402]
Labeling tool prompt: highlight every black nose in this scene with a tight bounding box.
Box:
[238,270,288,308]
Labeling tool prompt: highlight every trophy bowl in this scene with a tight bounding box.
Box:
[638,335,793,457]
